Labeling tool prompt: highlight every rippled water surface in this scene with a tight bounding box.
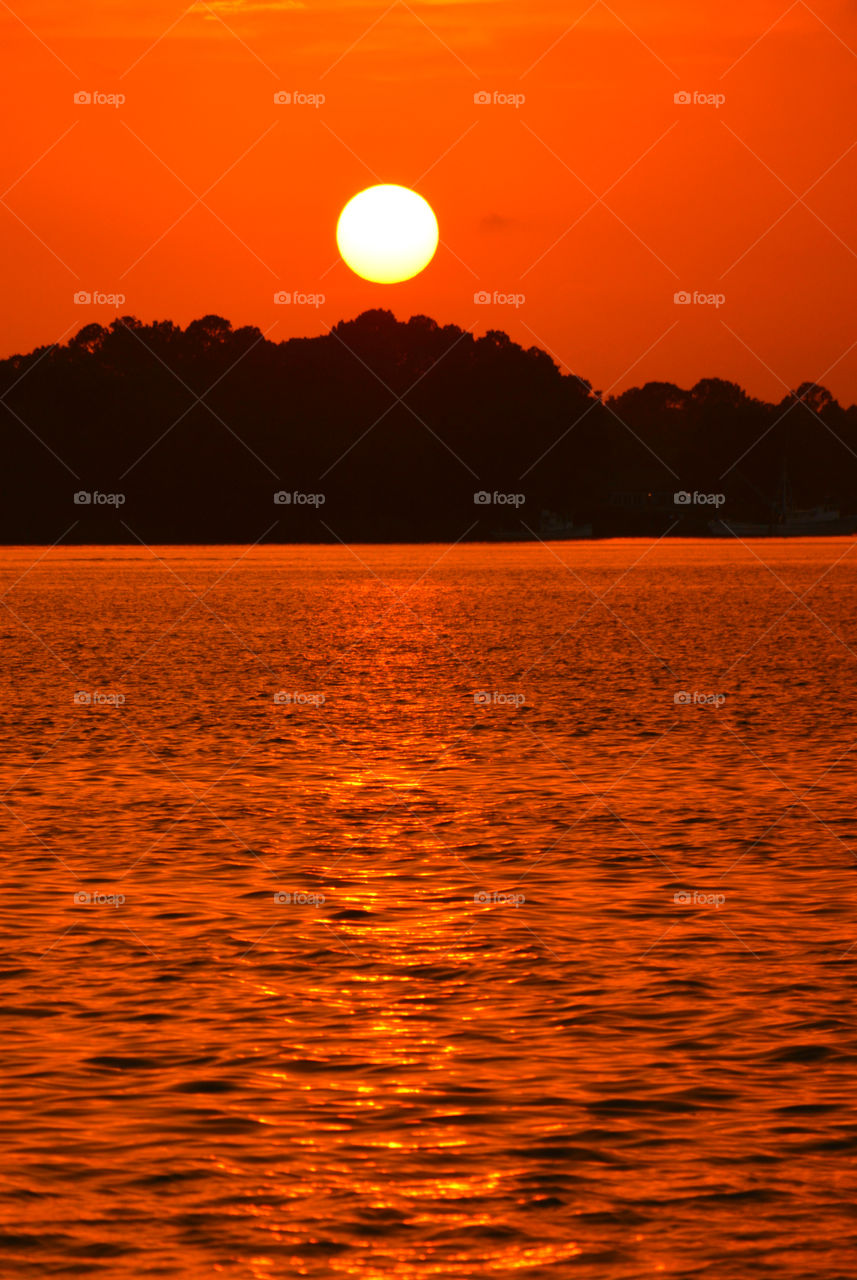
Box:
[1,539,856,1279]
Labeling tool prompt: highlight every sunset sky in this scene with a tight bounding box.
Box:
[2,0,856,402]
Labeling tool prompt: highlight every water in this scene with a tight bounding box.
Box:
[1,539,856,1278]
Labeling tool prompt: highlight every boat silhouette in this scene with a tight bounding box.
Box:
[488,510,594,541]
[709,467,856,537]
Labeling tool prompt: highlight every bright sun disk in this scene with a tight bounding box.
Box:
[336,184,439,284]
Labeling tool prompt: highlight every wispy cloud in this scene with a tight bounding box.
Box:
[204,0,305,11]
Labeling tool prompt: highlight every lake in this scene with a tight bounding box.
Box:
[1,539,856,1278]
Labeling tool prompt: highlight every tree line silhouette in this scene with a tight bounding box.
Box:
[1,309,855,542]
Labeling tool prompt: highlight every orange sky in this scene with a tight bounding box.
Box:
[2,0,856,402]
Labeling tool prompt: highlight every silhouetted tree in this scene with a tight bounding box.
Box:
[0,311,854,543]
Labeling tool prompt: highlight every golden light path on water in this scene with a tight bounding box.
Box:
[0,541,855,1277]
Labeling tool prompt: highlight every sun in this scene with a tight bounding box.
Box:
[336,185,439,284]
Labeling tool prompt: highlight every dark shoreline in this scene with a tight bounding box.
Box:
[2,532,856,549]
